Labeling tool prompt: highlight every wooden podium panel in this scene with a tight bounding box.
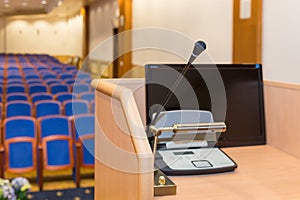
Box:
[92,79,153,200]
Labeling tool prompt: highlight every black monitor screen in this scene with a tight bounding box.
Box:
[145,64,266,147]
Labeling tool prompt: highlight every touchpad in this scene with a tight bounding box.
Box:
[192,160,212,168]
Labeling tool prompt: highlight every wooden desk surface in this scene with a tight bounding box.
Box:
[155,145,300,199]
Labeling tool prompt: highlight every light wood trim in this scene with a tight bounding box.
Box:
[118,0,132,77]
[92,79,153,199]
[264,80,300,159]
[82,6,89,59]
[264,80,300,91]
[233,0,262,63]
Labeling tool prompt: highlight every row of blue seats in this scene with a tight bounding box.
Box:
[3,91,94,103]
[0,99,95,119]
[0,114,95,189]
[0,82,93,96]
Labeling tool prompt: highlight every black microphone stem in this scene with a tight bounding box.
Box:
[151,61,192,126]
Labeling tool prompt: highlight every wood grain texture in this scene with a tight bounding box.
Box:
[264,80,300,159]
[155,145,300,199]
[233,0,262,63]
[93,79,153,200]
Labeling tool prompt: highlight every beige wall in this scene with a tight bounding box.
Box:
[0,18,5,52]
[88,0,118,60]
[132,0,233,65]
[262,0,300,84]
[3,15,83,56]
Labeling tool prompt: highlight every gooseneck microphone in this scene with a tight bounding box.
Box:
[149,40,207,142]
[188,40,207,64]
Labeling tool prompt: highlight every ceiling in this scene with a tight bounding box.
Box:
[0,0,96,17]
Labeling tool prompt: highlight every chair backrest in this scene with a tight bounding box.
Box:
[76,72,90,80]
[43,74,57,80]
[74,114,95,166]
[72,83,91,94]
[79,92,94,102]
[25,74,40,80]
[27,79,44,85]
[38,115,73,170]
[74,114,94,140]
[63,99,89,116]
[50,83,69,94]
[7,74,22,79]
[38,115,71,139]
[6,101,32,118]
[31,92,53,103]
[6,79,24,85]
[6,93,29,102]
[45,79,62,86]
[55,92,76,103]
[60,73,73,80]
[64,78,75,85]
[28,84,48,95]
[4,116,36,139]
[35,100,61,118]
[3,116,37,172]
[6,84,26,94]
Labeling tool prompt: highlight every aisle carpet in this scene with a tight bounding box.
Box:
[28,187,94,200]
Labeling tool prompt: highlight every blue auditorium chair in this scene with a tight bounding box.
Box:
[60,73,74,80]
[73,114,95,187]
[27,79,44,85]
[6,93,29,102]
[72,83,91,94]
[6,84,26,94]
[28,84,48,95]
[6,79,24,85]
[6,101,32,118]
[50,83,69,94]
[31,93,53,104]
[63,99,89,116]
[35,100,61,118]
[25,74,40,80]
[79,92,94,102]
[7,74,22,80]
[55,92,77,104]
[43,73,57,80]
[0,117,37,178]
[64,78,75,85]
[45,79,62,86]
[80,78,92,85]
[76,72,90,80]
[37,115,74,190]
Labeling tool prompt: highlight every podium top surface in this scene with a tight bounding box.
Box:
[154,145,300,199]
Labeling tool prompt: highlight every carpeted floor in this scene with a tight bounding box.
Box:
[28,187,94,200]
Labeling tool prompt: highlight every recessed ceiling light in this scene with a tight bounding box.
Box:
[3,0,9,3]
[41,0,47,5]
[57,0,63,6]
[22,1,28,6]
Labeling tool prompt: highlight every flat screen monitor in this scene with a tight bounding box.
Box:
[145,64,266,147]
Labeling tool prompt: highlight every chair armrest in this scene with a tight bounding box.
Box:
[0,143,4,152]
[0,143,4,177]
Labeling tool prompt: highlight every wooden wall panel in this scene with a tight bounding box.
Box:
[118,0,133,77]
[264,81,300,159]
[233,0,262,63]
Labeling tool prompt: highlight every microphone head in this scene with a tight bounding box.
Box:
[189,40,207,63]
[193,40,206,57]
